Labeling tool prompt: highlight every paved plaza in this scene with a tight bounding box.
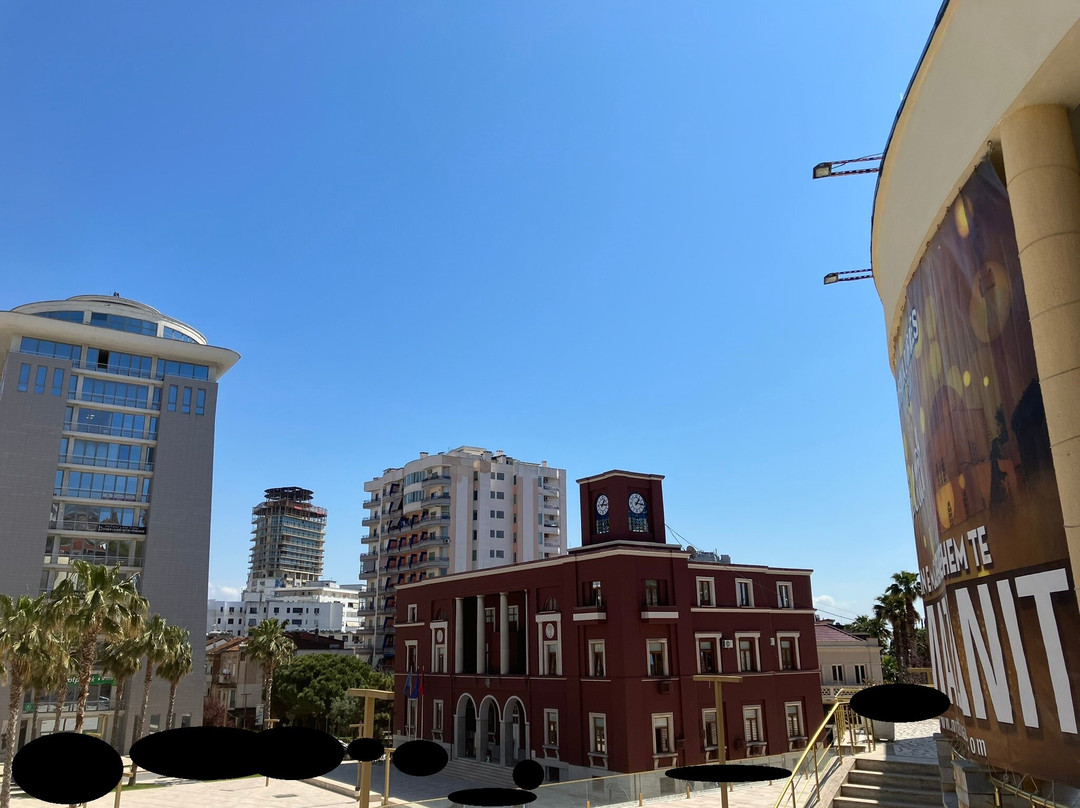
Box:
[6,720,941,808]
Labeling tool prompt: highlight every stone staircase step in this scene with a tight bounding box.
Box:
[854,758,939,777]
[840,783,941,804]
[848,769,940,790]
[834,796,942,808]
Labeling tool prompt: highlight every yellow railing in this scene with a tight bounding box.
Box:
[772,695,876,808]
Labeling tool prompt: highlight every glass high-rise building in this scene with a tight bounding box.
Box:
[0,294,239,751]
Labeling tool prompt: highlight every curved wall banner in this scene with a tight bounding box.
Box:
[895,160,1080,785]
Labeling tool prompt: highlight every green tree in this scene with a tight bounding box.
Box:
[884,571,923,679]
[0,595,57,808]
[127,614,170,786]
[99,636,145,749]
[846,614,891,649]
[246,619,296,726]
[157,626,193,730]
[273,654,391,732]
[50,561,147,733]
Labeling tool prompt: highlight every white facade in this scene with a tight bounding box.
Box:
[207,578,365,636]
[360,446,567,669]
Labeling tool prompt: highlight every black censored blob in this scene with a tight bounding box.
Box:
[348,737,387,762]
[130,726,259,780]
[392,739,449,777]
[666,764,792,783]
[255,726,345,779]
[447,788,537,806]
[512,759,544,790]
[13,733,123,803]
[849,683,951,723]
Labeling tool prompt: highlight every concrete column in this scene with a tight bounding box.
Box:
[499,592,510,674]
[454,598,464,674]
[1001,104,1080,603]
[476,595,485,674]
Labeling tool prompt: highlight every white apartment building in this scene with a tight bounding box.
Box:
[207,578,365,636]
[361,446,566,669]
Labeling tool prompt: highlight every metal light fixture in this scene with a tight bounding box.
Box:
[812,154,882,179]
[823,269,874,285]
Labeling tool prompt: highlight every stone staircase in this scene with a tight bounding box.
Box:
[438,758,517,788]
[832,757,942,808]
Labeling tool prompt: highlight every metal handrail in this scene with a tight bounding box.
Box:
[942,730,1073,808]
[773,695,874,808]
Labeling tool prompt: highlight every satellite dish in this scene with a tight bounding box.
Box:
[686,544,697,555]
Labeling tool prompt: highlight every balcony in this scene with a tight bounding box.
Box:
[421,474,451,488]
[427,492,451,503]
[362,515,379,527]
[363,498,380,509]
[539,484,560,496]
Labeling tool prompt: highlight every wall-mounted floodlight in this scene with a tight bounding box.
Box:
[812,154,882,179]
[824,269,874,285]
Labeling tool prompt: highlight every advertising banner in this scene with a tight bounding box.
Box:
[895,161,1080,783]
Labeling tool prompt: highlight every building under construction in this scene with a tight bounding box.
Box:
[247,486,327,588]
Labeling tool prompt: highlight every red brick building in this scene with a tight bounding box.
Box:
[392,471,823,779]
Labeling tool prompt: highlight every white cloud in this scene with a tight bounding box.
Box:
[813,594,864,621]
[207,583,242,601]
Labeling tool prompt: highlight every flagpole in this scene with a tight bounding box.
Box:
[420,669,425,740]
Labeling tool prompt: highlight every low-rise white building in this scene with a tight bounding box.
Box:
[207,578,366,636]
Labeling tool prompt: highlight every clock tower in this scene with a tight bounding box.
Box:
[576,470,667,547]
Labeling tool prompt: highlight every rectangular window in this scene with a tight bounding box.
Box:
[588,580,602,607]
[167,385,178,412]
[647,639,668,677]
[544,641,559,675]
[485,607,495,624]
[407,604,417,622]
[703,709,719,749]
[181,386,192,414]
[652,714,674,755]
[737,635,759,672]
[743,706,764,755]
[496,472,505,480]
[405,641,418,671]
[645,580,660,606]
[778,634,800,671]
[785,702,805,742]
[51,368,64,396]
[496,491,504,499]
[433,701,444,733]
[34,365,47,394]
[17,363,30,392]
[434,645,446,673]
[589,640,606,677]
[831,665,844,683]
[495,549,504,558]
[697,578,714,607]
[195,388,206,415]
[590,714,607,754]
[508,605,519,627]
[777,582,793,609]
[854,664,868,684]
[697,638,718,674]
[736,579,754,607]
[490,491,495,499]
[545,710,559,747]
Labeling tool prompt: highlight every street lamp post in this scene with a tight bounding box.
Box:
[347,687,394,808]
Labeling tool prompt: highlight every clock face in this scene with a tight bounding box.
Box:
[629,493,646,514]
[544,623,555,639]
[596,494,609,516]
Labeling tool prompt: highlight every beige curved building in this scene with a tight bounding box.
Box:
[871,0,1080,796]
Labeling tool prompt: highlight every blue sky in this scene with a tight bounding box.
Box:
[0,1,942,622]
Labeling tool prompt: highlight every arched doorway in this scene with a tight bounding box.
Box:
[478,696,501,764]
[502,697,528,766]
[455,694,477,760]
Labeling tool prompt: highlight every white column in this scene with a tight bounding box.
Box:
[454,598,464,674]
[476,595,485,674]
[499,592,510,674]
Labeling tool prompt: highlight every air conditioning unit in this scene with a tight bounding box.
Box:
[723,640,734,649]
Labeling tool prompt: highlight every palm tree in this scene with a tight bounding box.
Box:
[127,613,169,786]
[0,595,58,808]
[99,636,145,749]
[874,590,905,680]
[847,614,891,650]
[885,571,923,678]
[246,619,296,726]
[50,561,147,733]
[157,626,193,731]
